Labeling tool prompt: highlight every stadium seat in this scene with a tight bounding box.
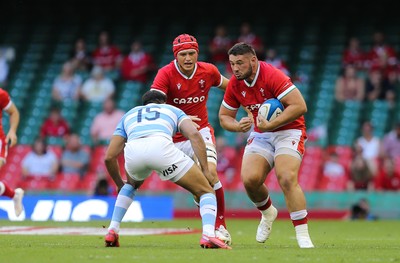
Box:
[77,172,98,192]
[140,171,170,191]
[50,173,81,192]
[317,171,349,192]
[18,176,51,191]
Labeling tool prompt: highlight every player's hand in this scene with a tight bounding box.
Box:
[5,131,17,147]
[188,115,201,129]
[256,115,275,132]
[202,170,215,185]
[238,117,253,132]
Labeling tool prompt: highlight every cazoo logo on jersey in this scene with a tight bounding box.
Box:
[173,96,206,104]
[246,103,262,111]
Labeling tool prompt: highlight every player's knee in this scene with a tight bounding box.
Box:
[193,188,213,200]
[242,173,263,190]
[277,171,297,191]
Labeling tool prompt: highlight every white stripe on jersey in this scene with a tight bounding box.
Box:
[222,100,239,111]
[277,85,296,100]
[118,104,189,141]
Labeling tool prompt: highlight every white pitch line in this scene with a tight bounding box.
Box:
[0,226,200,236]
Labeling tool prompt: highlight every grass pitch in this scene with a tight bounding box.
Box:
[0,219,399,263]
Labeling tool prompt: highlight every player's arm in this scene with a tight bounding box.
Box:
[217,75,230,91]
[104,135,126,191]
[179,119,211,180]
[5,103,20,147]
[219,104,253,133]
[257,88,307,132]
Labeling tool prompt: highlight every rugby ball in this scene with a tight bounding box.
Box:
[258,98,284,121]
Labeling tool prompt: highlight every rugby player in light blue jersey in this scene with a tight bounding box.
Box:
[103,90,231,249]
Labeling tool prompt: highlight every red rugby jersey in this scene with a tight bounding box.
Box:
[222,61,306,133]
[151,60,223,142]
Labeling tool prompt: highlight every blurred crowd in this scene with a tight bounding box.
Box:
[1,22,400,195]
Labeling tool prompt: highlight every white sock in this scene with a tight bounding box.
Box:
[199,193,217,237]
[108,184,136,233]
[295,224,311,239]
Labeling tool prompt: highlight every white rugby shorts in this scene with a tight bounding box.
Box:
[124,135,194,182]
[244,129,306,168]
[174,126,217,164]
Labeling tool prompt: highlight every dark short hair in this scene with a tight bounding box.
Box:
[142,90,167,105]
[228,42,256,56]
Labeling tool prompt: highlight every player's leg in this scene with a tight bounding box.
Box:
[174,164,231,249]
[241,134,279,243]
[0,147,24,217]
[0,179,24,217]
[241,152,278,243]
[274,130,314,248]
[274,153,314,248]
[175,136,230,243]
[105,139,149,247]
[202,127,230,244]
[105,175,144,247]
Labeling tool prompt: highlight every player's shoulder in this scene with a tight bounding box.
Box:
[0,88,8,96]
[260,61,278,72]
[160,103,180,111]
[197,61,219,71]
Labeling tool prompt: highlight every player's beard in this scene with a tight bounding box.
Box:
[235,66,252,80]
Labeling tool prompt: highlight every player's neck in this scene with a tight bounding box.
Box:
[177,65,194,77]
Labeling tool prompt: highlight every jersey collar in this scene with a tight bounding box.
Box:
[244,62,260,87]
[174,59,197,79]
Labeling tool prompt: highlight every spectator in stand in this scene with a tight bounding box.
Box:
[355,121,381,175]
[264,48,290,76]
[365,31,398,78]
[364,66,396,107]
[92,30,122,74]
[0,46,15,87]
[215,136,237,188]
[381,122,400,159]
[350,198,377,220]
[93,178,112,196]
[40,106,70,140]
[21,137,59,179]
[60,133,90,178]
[236,22,265,59]
[349,144,374,191]
[208,24,233,67]
[334,64,365,102]
[375,156,400,191]
[319,151,348,191]
[342,37,367,73]
[80,66,115,103]
[69,37,92,73]
[51,61,82,103]
[90,97,125,145]
[120,40,156,84]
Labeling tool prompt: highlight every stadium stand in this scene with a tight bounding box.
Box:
[0,0,399,193]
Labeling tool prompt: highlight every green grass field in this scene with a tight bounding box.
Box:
[0,219,399,263]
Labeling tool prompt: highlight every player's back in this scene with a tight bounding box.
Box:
[120,103,189,141]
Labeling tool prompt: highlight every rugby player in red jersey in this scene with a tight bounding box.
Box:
[151,34,231,245]
[219,42,314,248]
[0,88,24,217]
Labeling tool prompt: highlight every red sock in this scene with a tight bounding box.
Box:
[292,217,308,227]
[257,196,272,211]
[214,186,226,229]
[0,181,15,198]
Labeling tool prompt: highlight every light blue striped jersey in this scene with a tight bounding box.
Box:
[113,103,190,142]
